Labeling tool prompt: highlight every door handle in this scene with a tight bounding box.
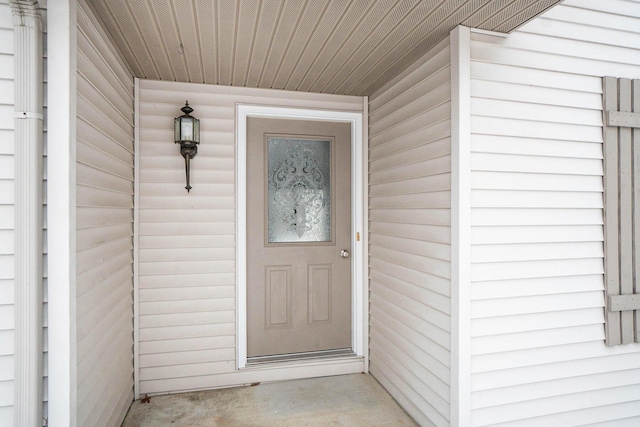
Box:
[340,250,349,258]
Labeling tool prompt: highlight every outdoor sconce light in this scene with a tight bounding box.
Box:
[174,101,200,192]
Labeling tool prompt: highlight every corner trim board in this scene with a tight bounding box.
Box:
[47,1,78,425]
[450,25,472,427]
[133,77,141,400]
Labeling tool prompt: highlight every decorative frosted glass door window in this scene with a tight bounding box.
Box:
[266,135,333,243]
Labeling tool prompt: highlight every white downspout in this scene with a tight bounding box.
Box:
[10,0,44,426]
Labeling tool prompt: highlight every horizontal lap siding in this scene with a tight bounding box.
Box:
[137,79,362,395]
[469,1,640,425]
[0,2,13,424]
[76,1,135,426]
[368,39,451,427]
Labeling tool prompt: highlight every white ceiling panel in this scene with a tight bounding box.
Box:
[89,0,563,96]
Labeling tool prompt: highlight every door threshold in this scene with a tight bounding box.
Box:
[247,348,355,366]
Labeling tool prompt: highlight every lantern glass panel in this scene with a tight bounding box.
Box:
[194,119,200,143]
[180,117,194,141]
[174,117,181,142]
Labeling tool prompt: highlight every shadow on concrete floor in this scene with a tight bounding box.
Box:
[122,373,418,426]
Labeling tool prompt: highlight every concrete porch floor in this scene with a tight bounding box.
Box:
[122,373,418,426]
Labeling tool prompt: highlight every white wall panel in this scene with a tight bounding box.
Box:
[368,38,452,426]
[137,79,363,395]
[75,1,134,425]
[468,0,640,424]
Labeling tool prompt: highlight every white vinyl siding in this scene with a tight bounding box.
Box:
[368,38,451,427]
[75,1,135,425]
[137,79,363,395]
[468,0,640,425]
[0,1,14,423]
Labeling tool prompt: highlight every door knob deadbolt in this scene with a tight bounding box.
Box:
[340,250,350,258]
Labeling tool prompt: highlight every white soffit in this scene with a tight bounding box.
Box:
[89,0,562,96]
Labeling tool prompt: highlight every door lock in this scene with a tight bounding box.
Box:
[340,250,350,258]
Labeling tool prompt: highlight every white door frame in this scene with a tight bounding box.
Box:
[236,104,366,369]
